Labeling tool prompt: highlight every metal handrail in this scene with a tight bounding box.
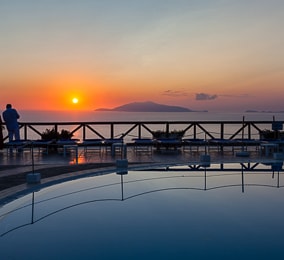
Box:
[1,120,279,142]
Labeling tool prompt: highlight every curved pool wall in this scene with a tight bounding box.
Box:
[0,162,284,259]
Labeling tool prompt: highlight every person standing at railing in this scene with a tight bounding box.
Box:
[2,104,20,142]
[0,115,3,149]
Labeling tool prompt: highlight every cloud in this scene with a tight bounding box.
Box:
[219,94,253,98]
[195,93,252,101]
[195,93,218,100]
[162,89,189,97]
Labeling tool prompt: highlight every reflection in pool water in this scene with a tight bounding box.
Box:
[0,162,284,259]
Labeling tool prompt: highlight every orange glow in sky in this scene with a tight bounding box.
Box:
[1,1,283,112]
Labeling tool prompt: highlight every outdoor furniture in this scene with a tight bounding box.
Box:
[31,140,55,154]
[104,138,123,146]
[276,140,284,153]
[260,142,279,156]
[132,138,154,154]
[208,139,237,153]
[80,139,104,154]
[56,139,80,162]
[111,142,127,158]
[233,139,260,152]
[56,139,80,146]
[182,138,207,152]
[63,145,78,163]
[104,138,125,157]
[154,138,182,151]
[4,140,31,154]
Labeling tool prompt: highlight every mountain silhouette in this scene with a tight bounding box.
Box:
[95,101,194,112]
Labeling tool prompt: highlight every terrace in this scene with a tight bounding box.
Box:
[1,120,283,165]
[1,120,284,258]
[1,120,284,199]
[1,162,284,259]
[2,120,284,158]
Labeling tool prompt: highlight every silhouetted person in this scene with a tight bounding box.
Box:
[2,104,20,142]
[0,115,3,149]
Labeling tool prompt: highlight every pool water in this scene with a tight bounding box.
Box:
[0,163,283,259]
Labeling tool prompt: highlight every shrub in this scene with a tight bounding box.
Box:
[152,129,184,139]
[41,128,73,140]
[260,129,284,140]
[59,129,74,140]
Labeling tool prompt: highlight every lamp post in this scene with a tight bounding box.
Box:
[26,141,41,184]
[116,159,128,201]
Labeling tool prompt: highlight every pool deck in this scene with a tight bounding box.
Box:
[0,144,282,201]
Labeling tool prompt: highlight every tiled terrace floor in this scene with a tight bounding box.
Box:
[0,144,279,174]
[0,144,283,201]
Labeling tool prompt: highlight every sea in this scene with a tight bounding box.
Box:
[20,110,284,123]
[14,110,284,141]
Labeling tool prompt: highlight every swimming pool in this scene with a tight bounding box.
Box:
[0,162,283,259]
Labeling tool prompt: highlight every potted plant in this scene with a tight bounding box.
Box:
[59,129,74,140]
[259,129,284,140]
[41,128,73,141]
[152,130,167,139]
[41,128,59,141]
[169,129,185,140]
[152,129,185,140]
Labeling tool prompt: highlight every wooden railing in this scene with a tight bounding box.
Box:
[2,120,279,142]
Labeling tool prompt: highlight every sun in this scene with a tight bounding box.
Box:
[72,97,79,104]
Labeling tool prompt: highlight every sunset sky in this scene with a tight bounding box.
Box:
[1,0,283,112]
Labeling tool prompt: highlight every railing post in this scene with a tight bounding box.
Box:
[221,123,224,139]
[54,124,58,140]
[220,123,224,152]
[111,123,114,139]
[83,124,86,140]
[248,123,251,139]
[24,124,27,140]
[138,123,141,139]
[166,122,169,135]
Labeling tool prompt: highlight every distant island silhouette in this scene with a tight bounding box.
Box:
[245,110,284,113]
[95,101,207,112]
